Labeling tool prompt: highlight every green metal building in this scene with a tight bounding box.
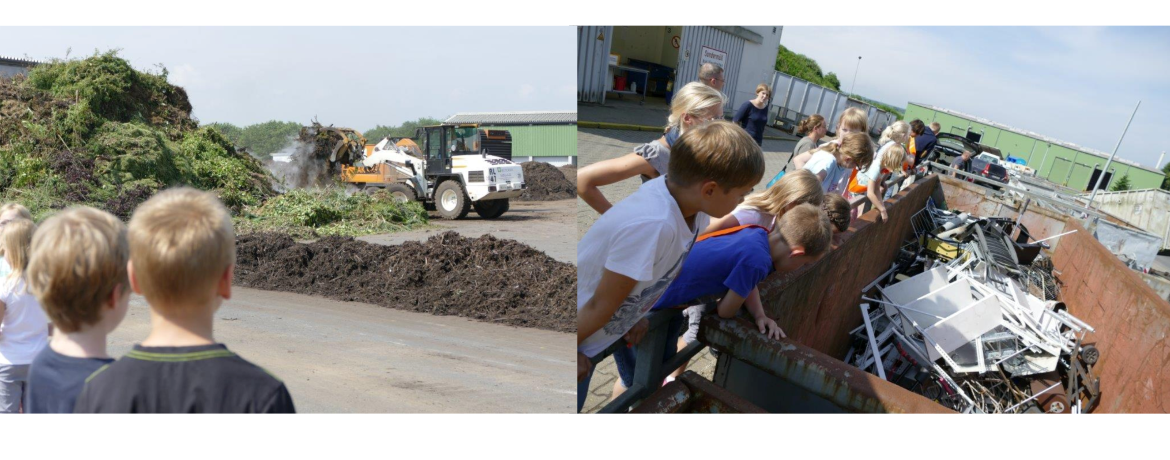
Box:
[445,112,577,166]
[905,102,1165,191]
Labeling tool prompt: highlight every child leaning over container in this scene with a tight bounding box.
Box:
[802,132,874,195]
[576,121,764,412]
[703,169,824,235]
[73,188,295,413]
[609,204,833,396]
[577,82,725,214]
[847,125,910,222]
[790,107,869,171]
[0,219,48,413]
[23,207,131,413]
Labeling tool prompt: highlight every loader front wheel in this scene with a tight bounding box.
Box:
[435,180,470,220]
[385,183,416,203]
[473,199,509,219]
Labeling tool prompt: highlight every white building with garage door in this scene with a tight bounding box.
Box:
[577,26,783,112]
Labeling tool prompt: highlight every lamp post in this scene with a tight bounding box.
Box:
[849,56,861,95]
[1087,101,1140,208]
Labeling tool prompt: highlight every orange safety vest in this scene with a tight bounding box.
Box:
[696,224,770,243]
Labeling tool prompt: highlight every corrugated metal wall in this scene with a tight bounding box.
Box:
[488,125,577,159]
[770,70,896,136]
[1091,190,1170,251]
[675,26,745,114]
[578,26,613,104]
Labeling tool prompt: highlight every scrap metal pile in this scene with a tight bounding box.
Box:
[847,200,1101,413]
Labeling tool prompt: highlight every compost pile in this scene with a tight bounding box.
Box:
[558,164,577,188]
[0,51,275,218]
[234,231,576,332]
[517,161,575,201]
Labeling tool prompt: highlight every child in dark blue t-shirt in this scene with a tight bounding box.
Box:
[610,203,833,394]
[23,207,130,413]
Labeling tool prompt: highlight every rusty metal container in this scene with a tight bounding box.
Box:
[658,173,1170,413]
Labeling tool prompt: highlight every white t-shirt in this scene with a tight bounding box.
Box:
[803,150,849,194]
[857,141,895,188]
[0,258,10,279]
[731,205,775,229]
[0,276,49,365]
[577,176,709,357]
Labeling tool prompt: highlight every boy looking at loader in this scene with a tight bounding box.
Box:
[73,188,294,413]
[576,122,764,412]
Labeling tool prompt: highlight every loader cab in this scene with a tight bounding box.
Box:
[414,125,513,175]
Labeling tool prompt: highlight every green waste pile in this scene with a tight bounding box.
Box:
[235,187,428,239]
[0,51,275,219]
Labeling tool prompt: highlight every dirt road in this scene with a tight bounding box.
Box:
[361,199,576,264]
[109,287,575,413]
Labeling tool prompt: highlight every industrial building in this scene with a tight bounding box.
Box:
[905,102,1166,190]
[444,111,577,166]
[577,26,784,111]
[0,55,41,78]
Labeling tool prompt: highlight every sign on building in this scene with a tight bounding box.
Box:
[700,46,726,69]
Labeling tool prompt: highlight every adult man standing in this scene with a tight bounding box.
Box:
[697,63,724,92]
[908,119,938,168]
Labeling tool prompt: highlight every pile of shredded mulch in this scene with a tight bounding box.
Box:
[517,161,576,201]
[234,231,576,332]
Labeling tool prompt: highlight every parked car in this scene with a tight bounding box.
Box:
[956,155,1010,190]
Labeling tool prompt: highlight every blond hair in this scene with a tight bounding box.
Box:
[128,187,235,309]
[755,83,772,100]
[667,82,725,132]
[823,194,851,233]
[26,207,129,333]
[813,132,874,170]
[2,219,36,279]
[0,203,32,221]
[770,203,832,259]
[838,107,869,134]
[669,121,764,190]
[797,114,825,135]
[880,143,908,172]
[741,169,824,218]
[879,120,910,146]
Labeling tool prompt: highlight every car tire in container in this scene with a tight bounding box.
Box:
[435,180,470,220]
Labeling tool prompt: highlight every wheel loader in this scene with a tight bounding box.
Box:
[340,124,525,219]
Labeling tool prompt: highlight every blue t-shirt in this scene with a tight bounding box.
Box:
[652,227,774,310]
[24,345,114,413]
[733,101,769,145]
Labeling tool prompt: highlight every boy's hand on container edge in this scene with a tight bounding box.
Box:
[757,317,786,340]
[623,317,649,345]
[578,352,593,383]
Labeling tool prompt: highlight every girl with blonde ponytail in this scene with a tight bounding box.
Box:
[702,169,824,235]
[577,82,725,214]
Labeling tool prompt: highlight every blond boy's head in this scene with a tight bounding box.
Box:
[669,121,765,218]
[128,188,235,311]
[27,207,130,333]
[769,203,832,272]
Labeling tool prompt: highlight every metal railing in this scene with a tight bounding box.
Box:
[587,309,709,413]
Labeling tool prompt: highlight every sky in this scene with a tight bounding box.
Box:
[0,27,575,131]
[781,26,1170,171]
